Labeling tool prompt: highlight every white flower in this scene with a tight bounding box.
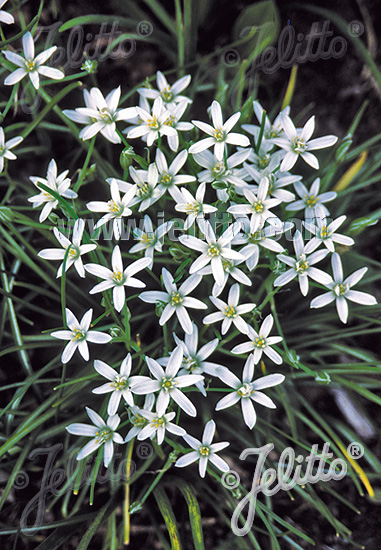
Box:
[85,245,151,312]
[137,407,186,445]
[231,313,283,365]
[203,283,256,335]
[139,268,207,334]
[189,100,250,160]
[92,354,148,415]
[178,221,244,287]
[242,159,299,203]
[0,127,22,173]
[129,214,173,263]
[304,214,354,253]
[124,395,155,442]
[242,101,290,152]
[28,159,77,222]
[63,86,136,144]
[196,257,251,297]
[227,177,281,228]
[127,97,177,146]
[137,71,192,110]
[0,0,14,24]
[175,419,229,478]
[86,179,136,240]
[233,217,291,271]
[128,164,164,211]
[215,354,285,429]
[51,308,112,363]
[193,149,251,191]
[66,407,124,468]
[310,252,377,323]
[174,182,218,230]
[160,101,193,151]
[133,345,204,417]
[154,149,196,198]
[272,114,338,171]
[3,31,64,89]
[285,178,337,218]
[274,230,332,296]
[159,322,224,396]
[38,218,96,278]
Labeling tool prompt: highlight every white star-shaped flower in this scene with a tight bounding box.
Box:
[133,345,204,417]
[203,283,256,335]
[189,100,250,160]
[136,406,186,445]
[127,97,177,146]
[285,178,336,218]
[175,419,229,478]
[85,245,151,312]
[28,159,77,222]
[129,214,173,264]
[303,213,354,254]
[231,314,283,365]
[215,353,285,429]
[274,230,331,296]
[63,86,136,144]
[51,308,112,363]
[272,114,337,171]
[137,71,192,110]
[86,179,136,240]
[66,407,124,468]
[37,218,96,278]
[139,268,207,334]
[179,221,244,287]
[154,148,196,198]
[0,127,23,173]
[174,181,218,230]
[92,354,149,415]
[310,252,377,323]
[3,31,64,89]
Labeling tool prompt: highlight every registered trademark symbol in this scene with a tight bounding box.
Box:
[347,442,364,459]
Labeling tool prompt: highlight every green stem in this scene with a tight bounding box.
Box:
[74,136,96,192]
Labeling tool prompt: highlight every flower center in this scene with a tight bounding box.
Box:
[265,125,281,139]
[254,336,266,348]
[295,254,309,274]
[224,305,237,318]
[111,375,129,391]
[24,59,36,72]
[212,161,226,176]
[221,258,233,272]
[159,172,173,187]
[305,194,318,208]
[257,154,270,168]
[68,246,80,259]
[160,87,174,103]
[319,226,331,239]
[213,128,225,142]
[182,356,200,373]
[185,202,200,213]
[95,427,113,444]
[112,269,126,285]
[248,231,262,244]
[141,233,155,246]
[164,115,175,127]
[153,416,167,428]
[170,291,184,306]
[72,328,86,341]
[108,200,124,215]
[292,137,308,153]
[131,414,147,427]
[252,201,264,214]
[198,445,210,457]
[334,283,349,297]
[161,377,176,392]
[238,382,254,398]
[148,116,160,130]
[99,107,113,123]
[207,243,221,257]
[137,182,152,198]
